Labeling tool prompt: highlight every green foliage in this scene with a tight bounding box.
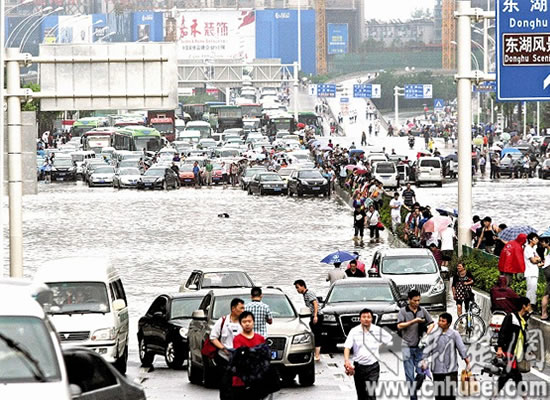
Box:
[310,74,336,84]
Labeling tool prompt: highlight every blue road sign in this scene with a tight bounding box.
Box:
[434,98,445,110]
[404,84,432,99]
[473,81,497,93]
[340,97,349,103]
[317,84,336,98]
[497,0,550,100]
[353,84,372,98]
[327,23,349,55]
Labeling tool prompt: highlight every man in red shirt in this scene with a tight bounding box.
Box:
[232,311,266,399]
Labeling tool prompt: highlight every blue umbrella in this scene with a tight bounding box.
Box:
[321,251,356,264]
[436,208,458,217]
[498,225,537,241]
[349,149,365,155]
[540,227,550,238]
[500,147,521,156]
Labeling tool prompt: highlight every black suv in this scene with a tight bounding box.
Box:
[287,169,330,197]
[51,157,77,181]
[319,278,403,348]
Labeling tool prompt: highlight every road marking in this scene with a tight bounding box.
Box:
[530,368,550,383]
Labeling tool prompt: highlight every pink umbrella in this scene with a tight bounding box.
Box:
[423,216,452,233]
[345,164,361,171]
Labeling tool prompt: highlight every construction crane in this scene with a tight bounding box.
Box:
[316,0,327,74]
[442,0,456,70]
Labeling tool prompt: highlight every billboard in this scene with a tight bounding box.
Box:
[255,9,316,74]
[173,10,256,61]
[327,23,348,55]
[58,15,93,43]
[132,11,164,42]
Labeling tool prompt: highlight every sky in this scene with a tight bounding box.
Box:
[365,0,436,21]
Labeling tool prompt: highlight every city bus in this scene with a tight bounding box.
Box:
[215,105,243,132]
[81,129,133,152]
[240,104,262,119]
[122,126,163,152]
[70,117,108,137]
[298,112,322,129]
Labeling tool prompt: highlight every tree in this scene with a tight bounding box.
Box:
[22,83,60,134]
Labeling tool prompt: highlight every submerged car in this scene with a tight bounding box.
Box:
[187,288,315,387]
[239,167,267,190]
[369,248,447,311]
[88,166,115,187]
[51,157,77,182]
[179,269,254,292]
[138,167,179,190]
[138,292,207,369]
[248,172,288,195]
[287,169,330,197]
[113,167,141,189]
[319,278,402,347]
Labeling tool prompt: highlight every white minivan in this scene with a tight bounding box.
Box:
[34,257,130,374]
[373,161,399,188]
[415,157,444,187]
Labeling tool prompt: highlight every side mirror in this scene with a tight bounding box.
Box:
[112,299,126,311]
[192,310,207,320]
[69,384,82,399]
[368,268,379,277]
[299,307,312,318]
[316,296,324,304]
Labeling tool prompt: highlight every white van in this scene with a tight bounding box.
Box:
[34,257,130,374]
[416,157,444,187]
[373,161,399,188]
[0,287,71,399]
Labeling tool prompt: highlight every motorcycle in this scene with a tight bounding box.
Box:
[488,310,507,349]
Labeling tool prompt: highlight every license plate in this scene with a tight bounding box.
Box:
[100,180,105,183]
[271,351,278,360]
[145,183,152,186]
[273,187,281,191]
[312,187,320,190]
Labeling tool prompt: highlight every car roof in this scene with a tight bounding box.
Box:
[0,289,46,317]
[34,257,118,283]
[162,291,211,300]
[377,248,433,257]
[207,287,284,297]
[193,268,248,274]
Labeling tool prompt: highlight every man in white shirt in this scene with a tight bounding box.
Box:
[344,308,393,400]
[389,192,404,233]
[210,298,244,400]
[523,233,542,308]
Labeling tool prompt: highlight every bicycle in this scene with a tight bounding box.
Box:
[453,300,487,344]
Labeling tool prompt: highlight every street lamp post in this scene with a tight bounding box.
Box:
[6,6,52,47]
[297,0,302,71]
[20,7,64,52]
[6,0,33,14]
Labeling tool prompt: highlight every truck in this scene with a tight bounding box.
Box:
[147,110,176,142]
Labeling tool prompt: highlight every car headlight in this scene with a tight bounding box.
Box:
[91,327,116,341]
[292,333,312,344]
[264,184,272,188]
[380,312,399,322]
[322,179,328,185]
[300,180,309,185]
[179,327,188,338]
[430,277,445,295]
[322,314,336,322]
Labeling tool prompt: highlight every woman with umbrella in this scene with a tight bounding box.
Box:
[498,233,527,284]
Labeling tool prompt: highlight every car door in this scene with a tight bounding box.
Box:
[288,171,297,192]
[185,272,199,290]
[65,351,123,400]
[144,296,168,351]
[371,252,381,275]
[250,175,260,193]
[188,293,211,365]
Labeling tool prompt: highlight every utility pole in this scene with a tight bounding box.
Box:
[393,86,403,129]
[293,61,299,120]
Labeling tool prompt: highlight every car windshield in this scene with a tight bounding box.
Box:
[292,154,309,160]
[94,167,114,174]
[170,298,203,319]
[0,316,61,383]
[327,285,395,303]
[46,282,110,314]
[376,164,396,174]
[120,168,140,175]
[180,164,195,172]
[213,294,295,319]
[419,160,441,168]
[260,174,282,182]
[54,159,73,167]
[382,257,438,275]
[245,169,265,177]
[202,272,252,289]
[144,169,165,177]
[278,169,295,177]
[298,170,323,179]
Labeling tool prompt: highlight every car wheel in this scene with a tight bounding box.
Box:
[139,337,154,367]
[259,188,264,196]
[114,344,128,375]
[202,356,217,388]
[437,182,443,187]
[281,370,296,385]
[187,348,202,384]
[297,188,303,197]
[163,181,168,190]
[248,187,253,195]
[165,340,185,370]
[298,360,315,386]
